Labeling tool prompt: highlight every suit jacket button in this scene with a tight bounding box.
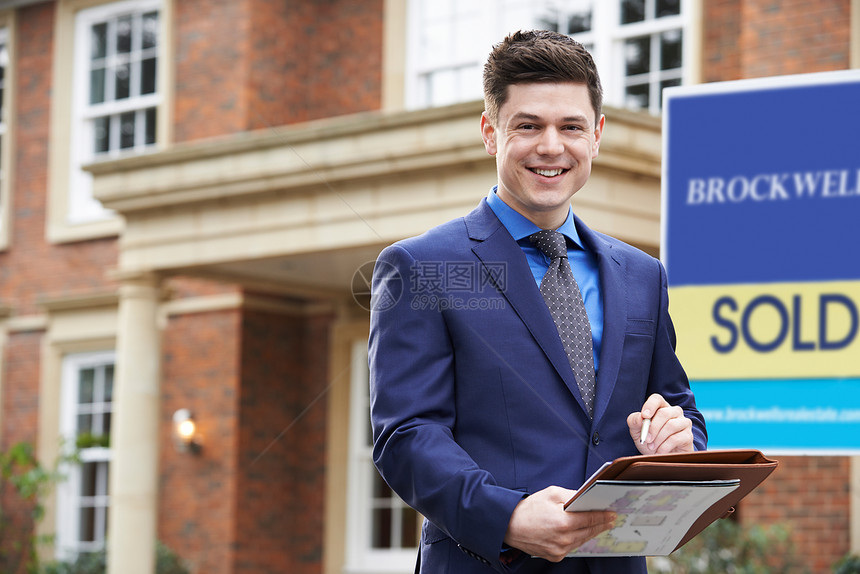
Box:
[591,432,600,446]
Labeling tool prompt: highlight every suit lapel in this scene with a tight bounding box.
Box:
[575,216,627,425]
[465,201,587,407]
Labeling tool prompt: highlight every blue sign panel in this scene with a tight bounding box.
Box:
[662,71,860,453]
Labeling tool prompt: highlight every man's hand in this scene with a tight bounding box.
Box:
[628,393,694,454]
[503,486,616,562]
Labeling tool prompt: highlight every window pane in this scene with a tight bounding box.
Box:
[141,57,156,95]
[401,507,421,548]
[100,461,110,496]
[94,116,110,154]
[661,30,682,70]
[79,368,95,403]
[372,507,393,549]
[621,0,645,24]
[104,365,114,401]
[91,23,107,60]
[90,68,106,105]
[120,111,135,149]
[116,16,132,54]
[625,83,649,110]
[81,462,98,497]
[425,71,450,107]
[77,413,94,435]
[625,36,650,76]
[145,108,157,145]
[660,78,681,107]
[102,412,112,439]
[79,506,96,542]
[568,5,593,34]
[657,0,681,18]
[114,63,130,100]
[373,471,392,499]
[536,2,564,33]
[142,12,158,49]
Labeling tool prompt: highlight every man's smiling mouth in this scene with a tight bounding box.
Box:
[530,168,566,177]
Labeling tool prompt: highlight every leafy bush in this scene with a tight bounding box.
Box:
[39,542,189,574]
[1,442,76,574]
[647,518,807,574]
[834,554,860,574]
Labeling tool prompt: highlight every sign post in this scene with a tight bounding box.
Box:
[662,71,860,453]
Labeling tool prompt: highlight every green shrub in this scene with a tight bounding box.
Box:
[39,542,189,574]
[834,554,860,574]
[1,442,77,574]
[647,518,807,574]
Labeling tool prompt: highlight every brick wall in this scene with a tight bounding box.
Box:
[738,456,851,572]
[157,307,333,574]
[704,0,851,82]
[0,331,42,574]
[0,2,119,317]
[158,309,242,574]
[233,309,332,574]
[173,0,383,142]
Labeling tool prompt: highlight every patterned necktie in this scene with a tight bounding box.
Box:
[530,229,596,418]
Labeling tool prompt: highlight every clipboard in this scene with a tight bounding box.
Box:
[564,449,778,552]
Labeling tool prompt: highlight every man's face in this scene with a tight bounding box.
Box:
[481,82,604,230]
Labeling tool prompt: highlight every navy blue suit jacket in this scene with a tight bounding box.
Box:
[369,199,706,573]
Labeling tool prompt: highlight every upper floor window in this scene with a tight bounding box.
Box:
[406,0,689,114]
[70,0,160,224]
[56,351,115,560]
[346,341,421,573]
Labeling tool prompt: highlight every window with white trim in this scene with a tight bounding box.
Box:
[405,0,690,114]
[70,0,160,224]
[346,341,421,573]
[56,351,115,560]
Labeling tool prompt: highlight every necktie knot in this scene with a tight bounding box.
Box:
[530,230,568,260]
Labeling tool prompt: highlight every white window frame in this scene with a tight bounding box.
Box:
[345,341,420,574]
[589,0,693,114]
[56,350,116,561]
[404,0,694,114]
[68,0,161,225]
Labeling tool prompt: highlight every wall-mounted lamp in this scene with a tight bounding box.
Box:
[172,408,202,454]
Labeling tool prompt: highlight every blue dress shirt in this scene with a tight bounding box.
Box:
[486,187,604,371]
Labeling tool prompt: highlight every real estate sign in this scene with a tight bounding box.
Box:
[662,71,860,453]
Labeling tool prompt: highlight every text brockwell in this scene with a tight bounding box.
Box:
[686,168,860,205]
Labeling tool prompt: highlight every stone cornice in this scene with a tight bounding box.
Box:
[88,101,661,213]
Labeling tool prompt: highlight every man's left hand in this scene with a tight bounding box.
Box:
[627,393,694,454]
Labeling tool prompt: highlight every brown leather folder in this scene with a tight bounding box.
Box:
[565,449,778,552]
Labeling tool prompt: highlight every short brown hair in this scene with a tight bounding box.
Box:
[482,30,603,124]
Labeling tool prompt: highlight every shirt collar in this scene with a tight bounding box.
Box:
[486,186,584,249]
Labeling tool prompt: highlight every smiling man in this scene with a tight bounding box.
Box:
[369,30,706,574]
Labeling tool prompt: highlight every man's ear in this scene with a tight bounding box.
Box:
[480,112,497,156]
[592,114,605,158]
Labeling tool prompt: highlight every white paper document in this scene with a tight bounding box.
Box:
[564,479,740,556]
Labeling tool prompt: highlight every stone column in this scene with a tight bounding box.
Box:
[107,274,162,574]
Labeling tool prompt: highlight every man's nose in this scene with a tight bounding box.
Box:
[536,128,564,156]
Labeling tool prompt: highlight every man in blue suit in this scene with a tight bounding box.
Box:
[369,30,706,573]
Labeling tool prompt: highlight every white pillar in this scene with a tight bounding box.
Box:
[107,274,161,574]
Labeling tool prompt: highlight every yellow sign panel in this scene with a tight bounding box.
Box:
[669,281,860,380]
